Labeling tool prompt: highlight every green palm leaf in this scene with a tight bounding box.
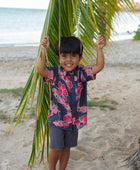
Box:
[8,0,135,167]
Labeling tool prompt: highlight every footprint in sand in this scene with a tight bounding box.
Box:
[70,149,86,160]
[0,159,9,170]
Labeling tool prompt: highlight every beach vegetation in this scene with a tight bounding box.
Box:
[0,111,10,123]
[0,88,23,96]
[7,0,135,167]
[87,98,118,110]
[0,113,8,120]
[133,25,140,40]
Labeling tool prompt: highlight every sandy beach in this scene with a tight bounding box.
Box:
[0,39,140,170]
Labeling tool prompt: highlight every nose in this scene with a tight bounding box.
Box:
[67,55,72,61]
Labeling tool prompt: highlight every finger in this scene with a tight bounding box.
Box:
[99,35,104,40]
[99,36,104,42]
[44,36,49,42]
[98,35,102,39]
[44,36,48,39]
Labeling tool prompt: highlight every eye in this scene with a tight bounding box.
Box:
[62,54,67,58]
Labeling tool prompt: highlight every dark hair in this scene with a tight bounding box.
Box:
[55,36,83,56]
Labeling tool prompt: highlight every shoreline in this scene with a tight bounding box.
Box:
[0,39,140,67]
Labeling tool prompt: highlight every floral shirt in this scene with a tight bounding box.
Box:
[44,65,96,131]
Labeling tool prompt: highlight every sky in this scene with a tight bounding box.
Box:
[0,0,140,9]
[0,0,49,9]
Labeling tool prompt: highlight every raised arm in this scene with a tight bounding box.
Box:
[92,35,105,75]
[36,36,49,78]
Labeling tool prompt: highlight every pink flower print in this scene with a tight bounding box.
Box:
[64,122,69,128]
[76,82,83,94]
[76,87,81,95]
[45,70,54,83]
[86,65,91,69]
[65,76,73,91]
[54,120,64,127]
[63,103,71,113]
[86,69,92,76]
[64,114,73,123]
[59,72,65,79]
[52,88,67,105]
[53,120,69,128]
[81,72,86,82]
[49,70,54,78]
[57,96,64,104]
[80,115,87,126]
[57,96,71,113]
[58,89,62,95]
[74,76,78,81]
[80,115,87,122]
[50,104,60,114]
[52,77,56,85]
[73,119,81,129]
[52,88,58,98]
[58,81,68,101]
[58,66,66,79]
[48,110,51,118]
[77,106,87,113]
[76,83,83,100]
[46,79,52,83]
[57,95,72,114]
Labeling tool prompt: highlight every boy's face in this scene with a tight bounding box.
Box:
[57,52,82,72]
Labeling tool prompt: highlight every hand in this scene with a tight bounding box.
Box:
[40,36,49,50]
[96,35,105,49]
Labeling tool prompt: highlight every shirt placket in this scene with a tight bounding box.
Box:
[69,74,77,120]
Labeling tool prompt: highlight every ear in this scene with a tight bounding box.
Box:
[79,55,82,62]
[56,55,60,62]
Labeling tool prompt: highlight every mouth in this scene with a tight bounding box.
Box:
[65,64,73,67]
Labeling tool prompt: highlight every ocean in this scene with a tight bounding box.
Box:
[0,7,46,47]
[0,7,139,47]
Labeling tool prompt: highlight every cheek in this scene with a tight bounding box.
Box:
[72,58,80,64]
[59,59,65,64]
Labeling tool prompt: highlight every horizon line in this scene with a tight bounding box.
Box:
[0,6,47,10]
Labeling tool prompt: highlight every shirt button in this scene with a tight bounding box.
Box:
[73,104,76,107]
[72,92,75,95]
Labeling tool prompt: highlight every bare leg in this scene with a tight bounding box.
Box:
[49,148,62,170]
[59,147,70,170]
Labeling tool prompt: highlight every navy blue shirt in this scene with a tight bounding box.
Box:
[44,65,96,131]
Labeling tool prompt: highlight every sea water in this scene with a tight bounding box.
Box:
[0,7,139,47]
[0,7,46,47]
[111,11,140,41]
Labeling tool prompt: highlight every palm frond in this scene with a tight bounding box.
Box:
[124,139,140,169]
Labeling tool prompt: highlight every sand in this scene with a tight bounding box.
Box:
[0,39,140,170]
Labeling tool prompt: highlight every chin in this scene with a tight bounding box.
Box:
[66,69,73,72]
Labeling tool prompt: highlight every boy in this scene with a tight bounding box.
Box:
[37,35,105,170]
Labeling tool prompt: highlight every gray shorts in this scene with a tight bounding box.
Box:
[48,121,78,148]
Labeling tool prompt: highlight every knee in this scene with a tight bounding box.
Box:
[63,147,70,152]
[55,148,63,153]
[51,148,63,155]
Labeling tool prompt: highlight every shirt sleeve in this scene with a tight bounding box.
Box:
[81,65,96,82]
[43,66,55,84]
